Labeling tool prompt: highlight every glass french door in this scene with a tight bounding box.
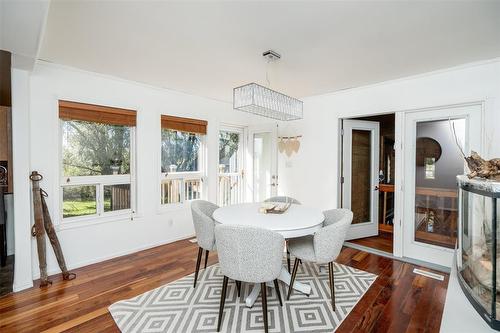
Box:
[218,126,245,206]
[342,120,380,240]
[248,124,278,202]
[402,104,482,266]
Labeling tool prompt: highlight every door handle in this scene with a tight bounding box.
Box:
[374,186,379,191]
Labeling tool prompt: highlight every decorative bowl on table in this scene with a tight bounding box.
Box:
[259,202,291,214]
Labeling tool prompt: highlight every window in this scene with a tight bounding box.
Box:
[59,100,135,222]
[218,127,244,206]
[424,157,436,179]
[160,115,207,205]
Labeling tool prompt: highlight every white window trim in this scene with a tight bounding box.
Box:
[158,130,207,212]
[58,120,137,227]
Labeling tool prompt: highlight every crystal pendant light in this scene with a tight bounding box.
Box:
[233,50,303,121]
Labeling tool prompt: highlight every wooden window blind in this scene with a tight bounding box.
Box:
[160,115,207,135]
[59,100,136,127]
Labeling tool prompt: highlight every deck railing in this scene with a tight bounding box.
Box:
[218,173,242,206]
[161,172,202,205]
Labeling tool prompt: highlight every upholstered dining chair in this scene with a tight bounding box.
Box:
[264,195,301,272]
[191,200,219,288]
[264,196,301,205]
[286,208,353,310]
[215,224,284,333]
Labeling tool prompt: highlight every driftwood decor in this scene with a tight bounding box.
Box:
[464,151,500,181]
[30,171,75,287]
[450,120,500,181]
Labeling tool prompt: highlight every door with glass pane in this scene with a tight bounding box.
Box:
[248,125,278,202]
[218,126,245,206]
[402,104,482,266]
[342,120,380,240]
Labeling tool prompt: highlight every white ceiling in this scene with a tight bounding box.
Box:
[39,1,500,102]
[1,0,49,70]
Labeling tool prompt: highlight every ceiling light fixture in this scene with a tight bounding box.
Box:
[233,50,303,121]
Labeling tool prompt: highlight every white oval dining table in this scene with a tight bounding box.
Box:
[213,202,325,307]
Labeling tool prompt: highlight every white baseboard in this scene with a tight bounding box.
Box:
[13,281,34,292]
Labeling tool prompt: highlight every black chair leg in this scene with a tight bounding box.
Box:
[274,279,282,306]
[286,246,291,273]
[261,282,269,333]
[235,280,241,297]
[328,261,335,311]
[193,247,203,288]
[204,249,209,269]
[217,276,229,332]
[287,258,300,300]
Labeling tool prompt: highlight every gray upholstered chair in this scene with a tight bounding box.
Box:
[265,195,301,272]
[286,208,353,310]
[191,200,219,288]
[215,224,284,333]
[264,196,301,205]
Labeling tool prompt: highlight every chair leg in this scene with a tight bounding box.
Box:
[274,279,283,306]
[204,249,209,269]
[328,261,335,311]
[217,276,229,332]
[236,280,241,297]
[193,247,203,288]
[261,282,269,333]
[286,245,291,273]
[287,258,300,300]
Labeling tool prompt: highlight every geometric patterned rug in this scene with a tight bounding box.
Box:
[109,261,377,332]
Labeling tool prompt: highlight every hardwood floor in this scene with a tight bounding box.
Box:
[348,231,394,253]
[0,238,448,333]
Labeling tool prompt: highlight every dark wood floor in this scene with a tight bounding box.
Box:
[0,255,14,297]
[0,238,448,332]
[348,231,394,253]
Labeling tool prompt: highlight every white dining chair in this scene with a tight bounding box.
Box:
[286,208,353,310]
[264,196,301,204]
[190,200,219,288]
[265,195,301,273]
[215,224,284,333]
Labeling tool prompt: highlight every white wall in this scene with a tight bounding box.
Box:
[22,62,272,283]
[278,59,500,211]
[11,68,34,291]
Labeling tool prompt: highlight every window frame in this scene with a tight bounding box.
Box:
[58,118,137,226]
[159,127,207,210]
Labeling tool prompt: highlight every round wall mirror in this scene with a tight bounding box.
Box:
[416,137,442,166]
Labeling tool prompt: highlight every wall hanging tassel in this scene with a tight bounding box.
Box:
[30,171,75,287]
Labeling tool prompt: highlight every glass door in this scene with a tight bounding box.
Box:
[248,125,278,202]
[218,126,245,206]
[342,120,380,240]
[402,104,482,266]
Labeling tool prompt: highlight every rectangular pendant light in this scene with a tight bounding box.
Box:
[233,83,303,121]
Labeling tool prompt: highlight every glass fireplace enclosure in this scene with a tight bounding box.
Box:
[458,175,500,330]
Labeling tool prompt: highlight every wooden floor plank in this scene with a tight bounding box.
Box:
[0,239,449,332]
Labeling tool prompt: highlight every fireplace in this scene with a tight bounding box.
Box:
[457,175,500,330]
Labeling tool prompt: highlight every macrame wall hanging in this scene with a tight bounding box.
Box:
[278,135,302,157]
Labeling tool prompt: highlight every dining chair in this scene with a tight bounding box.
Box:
[286,208,353,310]
[215,224,284,333]
[264,196,301,205]
[264,195,301,272]
[191,200,219,288]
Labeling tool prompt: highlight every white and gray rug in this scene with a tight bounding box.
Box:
[109,261,377,332]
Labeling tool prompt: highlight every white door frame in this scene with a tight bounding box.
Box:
[400,103,483,267]
[342,119,380,240]
[247,123,278,202]
[218,124,247,205]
